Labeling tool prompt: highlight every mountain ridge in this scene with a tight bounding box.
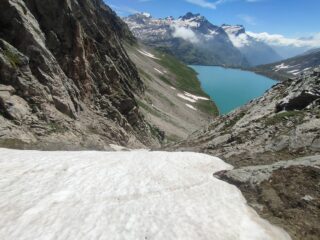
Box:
[124,12,282,67]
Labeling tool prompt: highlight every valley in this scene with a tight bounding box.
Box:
[0,0,319,240]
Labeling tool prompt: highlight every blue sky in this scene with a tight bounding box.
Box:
[105,0,320,41]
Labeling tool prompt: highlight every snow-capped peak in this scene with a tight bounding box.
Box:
[222,24,246,36]
[142,12,151,18]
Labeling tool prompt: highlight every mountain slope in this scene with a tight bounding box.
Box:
[222,25,282,66]
[125,44,218,142]
[253,51,320,80]
[170,68,320,166]
[169,68,320,239]
[0,0,163,149]
[124,13,249,67]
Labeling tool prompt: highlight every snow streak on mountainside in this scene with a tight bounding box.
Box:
[0,148,291,240]
[124,12,282,67]
[253,51,320,81]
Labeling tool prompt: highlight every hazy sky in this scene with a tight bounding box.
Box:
[105,0,320,49]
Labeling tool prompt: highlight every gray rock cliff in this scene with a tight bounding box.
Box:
[0,0,162,149]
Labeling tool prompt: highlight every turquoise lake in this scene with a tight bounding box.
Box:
[190,65,277,115]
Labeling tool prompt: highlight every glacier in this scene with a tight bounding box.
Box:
[0,148,291,240]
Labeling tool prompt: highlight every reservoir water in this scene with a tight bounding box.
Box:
[190,65,277,115]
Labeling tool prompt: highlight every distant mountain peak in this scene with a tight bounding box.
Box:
[141,12,152,18]
[124,12,281,66]
[180,12,202,20]
[222,24,246,36]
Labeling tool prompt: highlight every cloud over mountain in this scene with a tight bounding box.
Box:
[247,32,320,48]
[171,25,199,43]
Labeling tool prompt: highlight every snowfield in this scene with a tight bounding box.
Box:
[0,149,291,240]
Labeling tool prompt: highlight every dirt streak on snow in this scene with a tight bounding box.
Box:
[0,149,291,240]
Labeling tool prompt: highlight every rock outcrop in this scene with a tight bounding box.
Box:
[216,155,320,240]
[0,0,162,149]
[170,68,320,167]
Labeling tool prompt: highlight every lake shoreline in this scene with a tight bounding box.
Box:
[190,65,277,115]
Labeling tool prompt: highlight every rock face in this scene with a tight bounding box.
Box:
[0,0,162,149]
[170,68,320,167]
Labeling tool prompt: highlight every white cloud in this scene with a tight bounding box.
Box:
[229,33,250,48]
[171,25,199,43]
[247,32,320,47]
[185,0,228,9]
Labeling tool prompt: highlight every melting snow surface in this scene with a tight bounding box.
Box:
[0,149,291,240]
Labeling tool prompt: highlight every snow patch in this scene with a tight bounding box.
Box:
[142,12,151,18]
[184,92,210,101]
[177,92,210,103]
[302,195,314,201]
[273,63,290,71]
[186,104,197,111]
[170,86,176,90]
[177,93,197,103]
[154,68,163,74]
[0,148,291,240]
[137,49,160,60]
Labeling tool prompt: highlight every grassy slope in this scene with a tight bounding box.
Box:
[156,52,219,115]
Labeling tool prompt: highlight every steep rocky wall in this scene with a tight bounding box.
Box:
[0,0,161,149]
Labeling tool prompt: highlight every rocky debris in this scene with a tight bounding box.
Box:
[217,155,320,240]
[0,0,163,149]
[215,155,320,186]
[276,70,320,111]
[169,69,320,167]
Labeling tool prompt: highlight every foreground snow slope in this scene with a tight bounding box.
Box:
[0,149,291,240]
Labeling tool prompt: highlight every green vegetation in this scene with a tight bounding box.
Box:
[4,49,22,69]
[265,111,304,125]
[157,53,205,96]
[157,52,218,116]
[196,100,219,116]
[159,75,172,85]
[138,68,152,81]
